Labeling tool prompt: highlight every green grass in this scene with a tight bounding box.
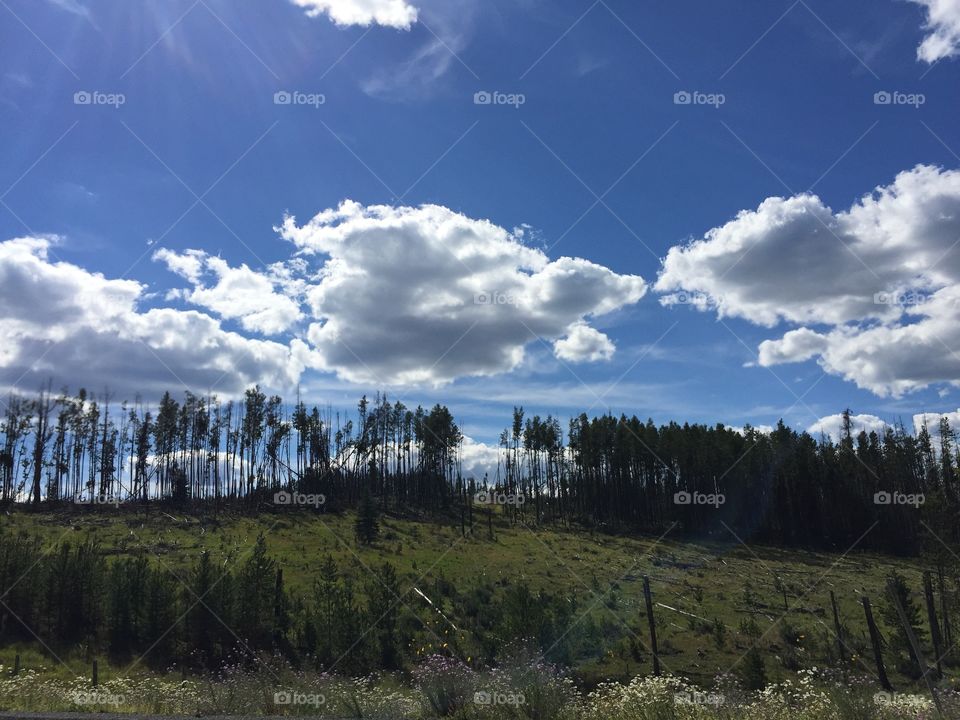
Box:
[0,506,938,688]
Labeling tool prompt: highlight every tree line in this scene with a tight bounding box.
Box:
[2,385,959,553]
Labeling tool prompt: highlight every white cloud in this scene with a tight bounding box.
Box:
[154,249,304,335]
[0,237,304,396]
[756,287,960,397]
[290,0,418,28]
[757,328,828,366]
[459,435,501,480]
[153,247,205,284]
[910,0,960,63]
[742,424,774,435]
[278,200,646,385]
[658,165,960,327]
[914,409,960,452]
[807,413,889,441]
[0,201,646,397]
[658,165,960,397]
[553,322,615,363]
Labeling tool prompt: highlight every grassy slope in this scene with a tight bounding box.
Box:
[0,507,932,688]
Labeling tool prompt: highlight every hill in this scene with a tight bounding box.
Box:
[0,506,938,690]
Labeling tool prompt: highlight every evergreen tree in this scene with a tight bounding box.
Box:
[739,646,767,690]
[881,572,925,678]
[236,534,276,651]
[365,562,402,669]
[355,490,380,545]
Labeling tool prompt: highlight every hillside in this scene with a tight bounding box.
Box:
[0,506,936,689]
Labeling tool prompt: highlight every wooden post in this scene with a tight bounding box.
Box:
[13,654,20,676]
[468,479,474,532]
[888,580,943,720]
[938,567,952,649]
[861,596,892,691]
[642,575,661,676]
[923,571,943,678]
[829,590,845,661]
[91,659,98,687]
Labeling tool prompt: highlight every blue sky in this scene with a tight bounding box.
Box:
[2,0,960,454]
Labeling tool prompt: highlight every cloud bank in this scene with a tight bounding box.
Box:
[657,165,960,397]
[0,237,306,396]
[0,202,645,396]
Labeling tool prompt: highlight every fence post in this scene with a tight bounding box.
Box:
[938,567,952,648]
[888,580,943,719]
[13,654,20,676]
[642,575,660,676]
[91,659,98,688]
[829,590,845,661]
[861,596,892,691]
[923,571,943,678]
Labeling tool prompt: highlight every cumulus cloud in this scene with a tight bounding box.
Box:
[278,200,646,385]
[757,328,828,366]
[658,165,960,397]
[807,413,889,441]
[910,0,960,63]
[154,249,304,335]
[914,409,960,453]
[0,237,305,396]
[0,201,645,396]
[459,435,501,480]
[290,0,418,28]
[553,322,615,363]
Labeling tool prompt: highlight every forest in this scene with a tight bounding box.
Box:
[2,384,960,710]
[1,385,956,555]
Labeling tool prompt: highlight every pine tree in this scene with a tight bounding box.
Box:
[236,533,276,650]
[881,572,925,678]
[365,562,401,669]
[739,646,767,690]
[355,490,380,545]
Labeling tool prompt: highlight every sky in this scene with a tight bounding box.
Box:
[2,0,960,463]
